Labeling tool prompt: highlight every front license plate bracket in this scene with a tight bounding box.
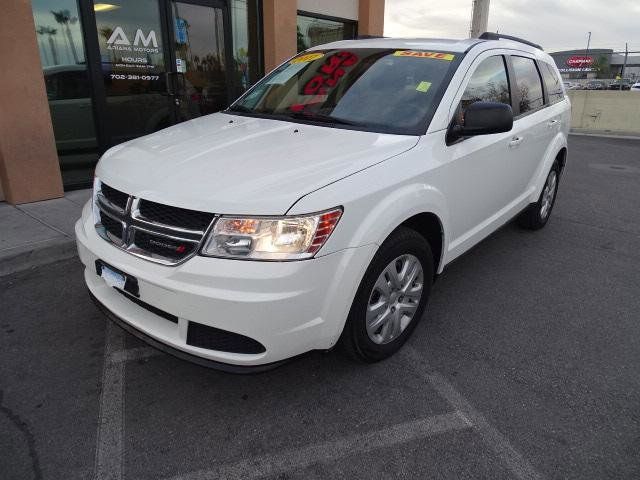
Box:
[95,260,140,297]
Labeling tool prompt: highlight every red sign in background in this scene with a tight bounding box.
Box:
[566,56,593,68]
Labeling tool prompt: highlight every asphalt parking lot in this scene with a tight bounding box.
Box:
[2,135,639,480]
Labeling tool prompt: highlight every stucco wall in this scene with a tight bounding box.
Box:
[568,91,640,135]
[297,0,359,20]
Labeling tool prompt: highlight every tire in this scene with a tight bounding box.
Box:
[517,160,560,230]
[339,227,434,362]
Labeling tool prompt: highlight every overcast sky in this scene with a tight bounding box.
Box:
[384,0,640,53]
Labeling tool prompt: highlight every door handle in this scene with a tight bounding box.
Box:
[508,136,524,148]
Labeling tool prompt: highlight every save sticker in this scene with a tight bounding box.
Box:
[416,81,432,93]
[393,51,455,61]
[290,52,325,64]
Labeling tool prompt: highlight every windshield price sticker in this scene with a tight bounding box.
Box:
[393,51,455,61]
[290,52,325,64]
[416,81,432,92]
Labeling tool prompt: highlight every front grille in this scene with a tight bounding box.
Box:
[101,183,129,210]
[94,181,215,265]
[187,321,266,354]
[138,199,215,232]
[101,214,123,239]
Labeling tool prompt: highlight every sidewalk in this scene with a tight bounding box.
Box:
[0,189,90,276]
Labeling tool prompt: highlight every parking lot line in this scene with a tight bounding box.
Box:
[93,321,125,480]
[110,346,162,364]
[402,346,544,480]
[164,411,471,480]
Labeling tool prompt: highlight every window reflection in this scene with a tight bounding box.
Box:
[297,14,357,52]
[461,56,511,111]
[511,56,544,114]
[172,1,227,117]
[541,63,564,104]
[32,0,98,189]
[231,0,261,96]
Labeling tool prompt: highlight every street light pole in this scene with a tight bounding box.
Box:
[621,42,629,82]
[584,31,591,80]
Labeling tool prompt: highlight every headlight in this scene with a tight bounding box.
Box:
[92,177,101,224]
[201,207,342,260]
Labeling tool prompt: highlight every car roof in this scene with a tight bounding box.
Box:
[309,37,542,55]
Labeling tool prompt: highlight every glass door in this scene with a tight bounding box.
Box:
[92,0,174,145]
[168,0,233,121]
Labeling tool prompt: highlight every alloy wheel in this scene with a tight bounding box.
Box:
[366,254,424,344]
[540,170,557,220]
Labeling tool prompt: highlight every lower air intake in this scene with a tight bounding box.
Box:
[186,322,266,354]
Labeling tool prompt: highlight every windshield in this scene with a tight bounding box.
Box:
[228,48,459,135]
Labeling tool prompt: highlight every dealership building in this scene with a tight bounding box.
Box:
[549,49,640,81]
[0,0,385,204]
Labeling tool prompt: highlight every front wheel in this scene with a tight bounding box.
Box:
[518,161,560,230]
[339,227,434,362]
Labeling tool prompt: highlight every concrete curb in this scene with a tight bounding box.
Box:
[0,238,78,277]
[570,131,640,140]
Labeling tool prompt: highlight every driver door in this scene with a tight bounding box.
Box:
[441,53,520,258]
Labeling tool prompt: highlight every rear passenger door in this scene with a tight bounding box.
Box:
[506,55,551,194]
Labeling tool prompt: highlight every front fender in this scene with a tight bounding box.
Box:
[288,154,450,273]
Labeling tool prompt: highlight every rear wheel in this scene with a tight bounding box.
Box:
[518,161,560,230]
[339,227,433,362]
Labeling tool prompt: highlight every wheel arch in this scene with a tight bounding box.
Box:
[397,212,444,275]
[530,134,568,202]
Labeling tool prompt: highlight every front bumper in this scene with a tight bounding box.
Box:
[76,202,376,367]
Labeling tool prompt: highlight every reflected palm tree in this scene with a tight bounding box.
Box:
[51,9,79,64]
[37,26,59,65]
[36,26,51,64]
[99,27,115,62]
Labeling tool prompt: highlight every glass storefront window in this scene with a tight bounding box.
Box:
[32,0,98,189]
[171,1,227,118]
[231,0,262,96]
[296,13,357,52]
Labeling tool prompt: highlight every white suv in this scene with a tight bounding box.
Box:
[76,35,570,371]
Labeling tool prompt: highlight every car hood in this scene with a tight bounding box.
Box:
[96,113,418,215]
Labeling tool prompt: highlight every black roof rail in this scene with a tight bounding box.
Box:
[478,32,543,51]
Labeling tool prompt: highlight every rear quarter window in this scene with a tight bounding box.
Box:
[540,62,564,104]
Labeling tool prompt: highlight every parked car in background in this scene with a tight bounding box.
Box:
[586,80,606,90]
[563,81,580,90]
[609,79,632,90]
[77,34,571,370]
[630,82,640,92]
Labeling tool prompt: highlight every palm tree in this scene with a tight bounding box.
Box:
[51,9,79,64]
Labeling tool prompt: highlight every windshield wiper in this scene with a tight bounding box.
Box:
[286,111,362,126]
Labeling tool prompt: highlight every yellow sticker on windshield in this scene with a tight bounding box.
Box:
[416,81,432,93]
[290,52,325,64]
[394,51,455,61]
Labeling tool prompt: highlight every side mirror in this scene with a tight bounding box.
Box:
[449,101,513,141]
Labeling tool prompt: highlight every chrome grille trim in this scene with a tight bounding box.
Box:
[130,198,207,236]
[94,181,216,266]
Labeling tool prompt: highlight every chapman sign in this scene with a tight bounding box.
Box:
[557,55,596,73]
[566,56,593,68]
